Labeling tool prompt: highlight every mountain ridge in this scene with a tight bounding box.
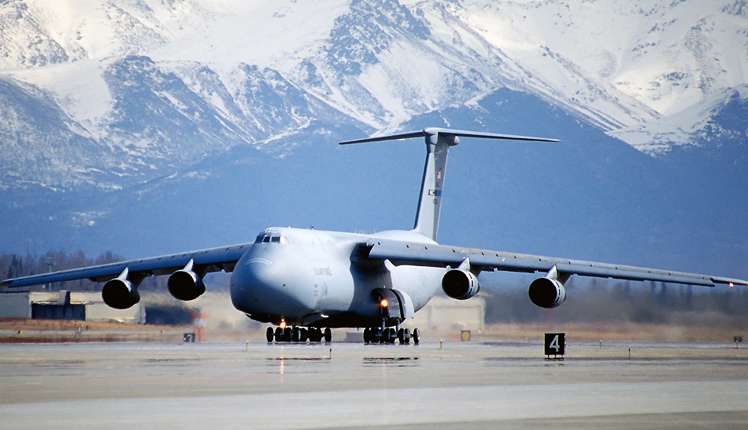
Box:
[2,0,745,191]
[0,0,745,278]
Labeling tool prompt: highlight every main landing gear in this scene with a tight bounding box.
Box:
[266,326,332,343]
[363,326,420,345]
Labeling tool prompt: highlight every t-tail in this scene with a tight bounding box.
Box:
[340,127,558,241]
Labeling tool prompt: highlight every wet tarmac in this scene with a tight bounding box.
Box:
[1,341,747,429]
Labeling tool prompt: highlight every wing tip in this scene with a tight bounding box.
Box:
[710,276,748,287]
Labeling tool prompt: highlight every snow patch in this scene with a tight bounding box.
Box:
[610,85,748,154]
[10,59,113,134]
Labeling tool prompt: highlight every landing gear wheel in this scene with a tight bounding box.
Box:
[274,327,283,342]
[412,328,420,345]
[309,328,321,342]
[363,328,370,344]
[387,328,397,344]
[300,328,308,343]
[323,327,332,343]
[379,327,389,344]
[266,327,274,343]
[283,327,291,342]
[398,328,411,345]
[291,326,300,342]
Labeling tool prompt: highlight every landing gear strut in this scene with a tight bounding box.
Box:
[269,326,331,343]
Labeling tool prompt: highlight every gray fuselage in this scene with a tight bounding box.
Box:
[230,227,446,327]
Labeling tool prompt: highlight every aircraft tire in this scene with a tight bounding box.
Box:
[398,328,411,345]
[266,327,274,343]
[291,327,300,342]
[412,328,420,345]
[363,328,370,344]
[323,327,332,343]
[274,327,283,342]
[300,328,308,342]
[283,327,291,342]
[387,328,397,344]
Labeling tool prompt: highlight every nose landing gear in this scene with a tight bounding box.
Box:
[267,325,331,343]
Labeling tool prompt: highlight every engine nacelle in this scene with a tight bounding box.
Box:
[102,278,140,309]
[528,277,567,309]
[442,269,480,300]
[168,269,206,301]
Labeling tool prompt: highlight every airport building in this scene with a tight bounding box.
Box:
[409,296,486,333]
[0,290,145,323]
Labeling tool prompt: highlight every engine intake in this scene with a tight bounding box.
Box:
[442,269,480,300]
[528,277,566,309]
[168,269,205,301]
[102,278,140,309]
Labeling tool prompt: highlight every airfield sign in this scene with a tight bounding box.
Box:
[545,332,566,358]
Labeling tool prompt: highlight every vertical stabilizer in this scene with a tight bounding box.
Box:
[339,128,558,242]
[413,133,453,240]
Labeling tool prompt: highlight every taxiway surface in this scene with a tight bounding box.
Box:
[1,341,747,429]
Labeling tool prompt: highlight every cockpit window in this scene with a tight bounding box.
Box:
[255,233,287,244]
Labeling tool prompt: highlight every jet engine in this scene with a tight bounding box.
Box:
[528,277,567,309]
[168,266,205,301]
[102,277,140,309]
[442,269,480,300]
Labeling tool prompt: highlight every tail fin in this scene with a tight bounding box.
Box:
[340,127,558,241]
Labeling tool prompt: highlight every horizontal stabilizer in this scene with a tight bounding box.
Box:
[339,127,559,145]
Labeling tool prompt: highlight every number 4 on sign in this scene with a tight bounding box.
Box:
[549,335,560,352]
[544,332,565,357]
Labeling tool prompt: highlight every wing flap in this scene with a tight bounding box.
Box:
[363,240,743,287]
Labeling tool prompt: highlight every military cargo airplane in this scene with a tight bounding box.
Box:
[3,128,746,344]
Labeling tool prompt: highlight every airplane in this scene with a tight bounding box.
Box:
[2,127,747,345]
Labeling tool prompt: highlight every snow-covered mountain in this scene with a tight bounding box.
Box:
[0,0,746,277]
[1,0,746,190]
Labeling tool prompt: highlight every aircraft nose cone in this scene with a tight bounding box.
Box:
[232,257,275,298]
[230,256,305,317]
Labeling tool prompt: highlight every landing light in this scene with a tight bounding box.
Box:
[729,282,735,288]
[380,299,389,308]
[280,319,287,329]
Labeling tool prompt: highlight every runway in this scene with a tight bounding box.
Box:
[1,341,747,429]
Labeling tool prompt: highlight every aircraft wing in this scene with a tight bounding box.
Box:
[0,243,252,288]
[359,240,748,287]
